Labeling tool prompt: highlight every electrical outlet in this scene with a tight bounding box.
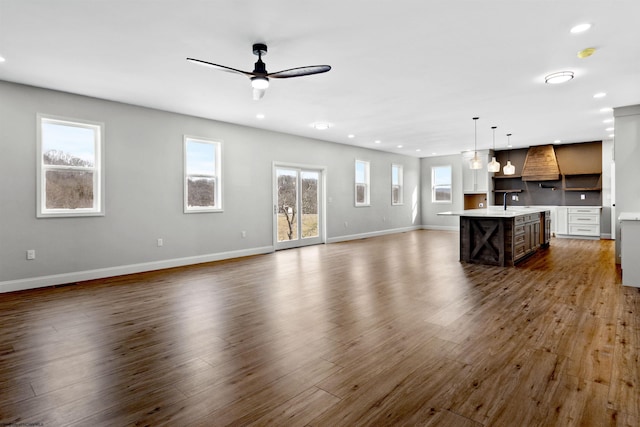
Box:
[26,249,35,260]
[512,195,517,201]
[241,230,247,238]
[157,238,163,247]
[382,216,386,222]
[344,221,348,228]
[581,194,586,200]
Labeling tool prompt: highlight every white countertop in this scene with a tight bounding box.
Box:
[438,207,549,218]
[619,212,640,221]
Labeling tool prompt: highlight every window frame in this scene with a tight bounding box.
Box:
[354,159,370,207]
[37,114,105,218]
[432,165,453,204]
[391,163,404,205]
[183,135,223,213]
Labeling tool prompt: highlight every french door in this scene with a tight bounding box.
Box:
[274,164,324,250]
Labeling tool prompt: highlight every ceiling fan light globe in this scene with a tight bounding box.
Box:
[251,76,269,90]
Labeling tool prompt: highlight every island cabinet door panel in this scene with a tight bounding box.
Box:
[514,224,526,261]
[460,217,506,266]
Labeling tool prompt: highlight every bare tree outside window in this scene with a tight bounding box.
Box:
[277,169,319,241]
[43,150,94,209]
[277,172,297,241]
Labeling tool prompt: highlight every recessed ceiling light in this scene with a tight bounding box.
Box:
[600,107,613,113]
[256,113,265,119]
[312,122,331,130]
[0,56,5,63]
[570,23,592,34]
[416,149,422,152]
[605,127,614,131]
[347,134,355,139]
[431,152,437,155]
[577,47,596,59]
[593,92,607,98]
[554,140,561,144]
[609,134,615,138]
[545,71,574,84]
[374,140,381,144]
[397,145,403,148]
[603,119,614,123]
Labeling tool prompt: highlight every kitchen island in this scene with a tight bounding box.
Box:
[439,207,551,266]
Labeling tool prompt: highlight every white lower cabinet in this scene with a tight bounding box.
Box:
[556,206,601,238]
[620,213,640,288]
[555,207,568,234]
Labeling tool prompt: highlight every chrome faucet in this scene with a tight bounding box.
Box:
[503,192,508,210]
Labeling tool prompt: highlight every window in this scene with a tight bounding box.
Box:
[432,165,452,203]
[355,160,370,206]
[392,164,403,205]
[184,136,222,212]
[37,115,104,217]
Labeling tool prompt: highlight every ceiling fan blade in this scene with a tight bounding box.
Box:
[186,58,254,77]
[253,87,266,101]
[268,65,331,79]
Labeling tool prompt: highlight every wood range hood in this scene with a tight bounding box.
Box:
[521,144,561,181]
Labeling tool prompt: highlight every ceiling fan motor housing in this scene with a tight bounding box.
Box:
[252,43,267,57]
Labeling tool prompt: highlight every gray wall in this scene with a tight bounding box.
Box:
[614,104,640,263]
[0,81,420,290]
[420,154,463,230]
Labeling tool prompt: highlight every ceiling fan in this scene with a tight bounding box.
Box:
[187,43,331,100]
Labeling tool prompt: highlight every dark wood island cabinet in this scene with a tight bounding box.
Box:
[440,208,551,266]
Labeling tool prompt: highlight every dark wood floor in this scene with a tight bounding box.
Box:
[0,230,638,426]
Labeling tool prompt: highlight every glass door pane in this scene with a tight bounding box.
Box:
[277,168,298,242]
[301,171,319,239]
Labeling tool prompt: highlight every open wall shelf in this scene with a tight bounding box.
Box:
[562,173,602,191]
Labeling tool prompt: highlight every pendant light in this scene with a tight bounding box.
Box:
[469,117,482,169]
[487,126,501,172]
[503,133,516,175]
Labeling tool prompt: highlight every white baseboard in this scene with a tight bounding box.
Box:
[327,225,421,244]
[0,246,274,294]
[421,225,459,231]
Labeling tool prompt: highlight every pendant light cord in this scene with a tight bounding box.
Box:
[473,117,479,154]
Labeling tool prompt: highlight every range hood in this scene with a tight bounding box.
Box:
[521,144,561,181]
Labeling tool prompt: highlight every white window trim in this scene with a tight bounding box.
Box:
[391,163,404,205]
[37,114,105,218]
[432,165,453,204]
[355,159,370,207]
[184,135,223,213]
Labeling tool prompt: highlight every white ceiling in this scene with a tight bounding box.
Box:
[1,1,639,157]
